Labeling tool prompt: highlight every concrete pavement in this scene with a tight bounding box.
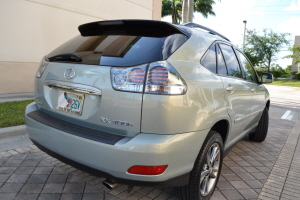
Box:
[0,119,299,200]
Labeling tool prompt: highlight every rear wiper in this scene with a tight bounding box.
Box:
[47,53,82,62]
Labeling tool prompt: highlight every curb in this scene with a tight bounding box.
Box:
[0,125,27,140]
[0,93,34,103]
[0,125,32,152]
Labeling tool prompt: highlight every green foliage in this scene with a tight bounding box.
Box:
[194,0,218,18]
[291,71,300,80]
[162,0,218,23]
[162,0,182,23]
[244,50,263,67]
[285,65,292,74]
[0,100,34,128]
[244,29,290,72]
[255,63,290,78]
[283,45,300,65]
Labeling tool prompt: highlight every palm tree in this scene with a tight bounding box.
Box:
[162,0,182,24]
[188,0,194,22]
[194,0,218,18]
[162,0,219,24]
[182,0,189,23]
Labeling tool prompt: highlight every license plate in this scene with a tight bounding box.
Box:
[56,91,85,116]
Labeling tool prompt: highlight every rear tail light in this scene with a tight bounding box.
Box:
[128,165,168,175]
[148,66,168,84]
[128,68,145,83]
[145,61,187,95]
[111,65,147,92]
[111,61,187,95]
[36,57,48,78]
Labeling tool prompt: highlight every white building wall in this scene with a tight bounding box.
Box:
[0,0,161,94]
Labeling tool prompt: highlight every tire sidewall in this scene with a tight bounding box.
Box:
[191,131,224,200]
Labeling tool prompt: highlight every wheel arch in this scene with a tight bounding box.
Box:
[266,100,270,109]
[210,119,230,145]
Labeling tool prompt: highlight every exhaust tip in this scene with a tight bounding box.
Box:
[103,179,118,190]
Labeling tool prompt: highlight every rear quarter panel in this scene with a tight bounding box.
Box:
[141,30,230,134]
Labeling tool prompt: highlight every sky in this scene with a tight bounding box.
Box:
[162,0,300,68]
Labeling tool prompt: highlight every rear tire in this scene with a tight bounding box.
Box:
[176,131,223,200]
[249,107,269,142]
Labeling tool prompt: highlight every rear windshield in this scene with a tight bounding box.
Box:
[46,34,188,67]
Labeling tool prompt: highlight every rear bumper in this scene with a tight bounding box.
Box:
[25,102,209,187]
[31,139,189,187]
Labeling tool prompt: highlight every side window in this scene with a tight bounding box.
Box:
[201,44,217,73]
[236,50,258,82]
[219,44,243,78]
[216,44,227,76]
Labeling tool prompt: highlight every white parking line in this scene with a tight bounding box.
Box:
[287,112,295,120]
[281,110,291,120]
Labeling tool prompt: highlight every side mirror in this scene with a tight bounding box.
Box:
[261,73,273,83]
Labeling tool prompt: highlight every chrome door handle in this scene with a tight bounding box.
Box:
[226,86,234,91]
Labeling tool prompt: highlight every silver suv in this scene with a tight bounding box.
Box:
[26,20,273,200]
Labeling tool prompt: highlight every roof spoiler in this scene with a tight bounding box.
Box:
[78,20,191,38]
[183,22,230,42]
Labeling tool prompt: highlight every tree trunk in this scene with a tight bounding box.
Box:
[172,1,177,24]
[182,0,189,23]
[267,54,272,73]
[188,0,194,22]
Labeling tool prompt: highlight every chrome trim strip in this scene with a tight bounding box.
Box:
[234,109,263,123]
[44,80,102,96]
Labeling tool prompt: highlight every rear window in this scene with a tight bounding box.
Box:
[46,34,188,67]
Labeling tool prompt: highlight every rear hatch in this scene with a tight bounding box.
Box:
[34,20,190,138]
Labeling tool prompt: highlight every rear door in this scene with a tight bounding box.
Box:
[217,43,253,141]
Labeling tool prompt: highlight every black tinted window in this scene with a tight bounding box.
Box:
[46,34,188,67]
[216,44,227,76]
[201,44,216,73]
[219,44,242,78]
[236,50,257,82]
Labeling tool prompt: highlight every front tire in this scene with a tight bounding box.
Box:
[249,107,269,142]
[176,131,223,200]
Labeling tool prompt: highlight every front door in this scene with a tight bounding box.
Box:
[235,49,266,127]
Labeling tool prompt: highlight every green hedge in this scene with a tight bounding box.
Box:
[291,71,300,80]
[256,69,289,78]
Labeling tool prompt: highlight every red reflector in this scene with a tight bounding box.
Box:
[129,68,145,83]
[128,165,168,175]
[149,66,168,84]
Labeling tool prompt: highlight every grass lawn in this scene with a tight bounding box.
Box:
[0,100,34,128]
[270,78,300,87]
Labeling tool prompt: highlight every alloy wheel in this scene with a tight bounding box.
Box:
[199,143,221,196]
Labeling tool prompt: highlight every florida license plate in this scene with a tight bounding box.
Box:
[56,91,85,115]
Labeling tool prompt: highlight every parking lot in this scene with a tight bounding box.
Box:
[1,85,300,200]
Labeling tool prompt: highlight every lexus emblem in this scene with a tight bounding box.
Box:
[64,69,76,79]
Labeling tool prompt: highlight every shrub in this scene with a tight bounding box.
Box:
[291,71,300,80]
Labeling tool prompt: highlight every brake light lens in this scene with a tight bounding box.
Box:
[128,165,168,175]
[110,61,187,95]
[149,66,168,84]
[36,57,48,78]
[129,68,145,83]
[111,65,147,92]
[145,61,187,95]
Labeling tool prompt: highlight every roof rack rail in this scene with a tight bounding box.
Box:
[182,22,230,42]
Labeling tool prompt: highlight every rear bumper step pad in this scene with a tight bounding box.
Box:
[27,110,125,145]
